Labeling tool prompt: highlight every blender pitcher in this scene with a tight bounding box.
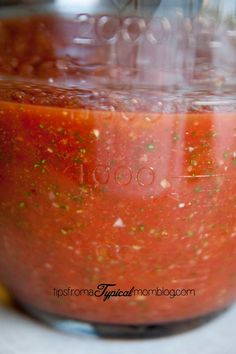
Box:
[0,0,235,338]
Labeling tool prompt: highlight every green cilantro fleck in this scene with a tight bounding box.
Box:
[34,160,47,174]
[187,230,195,237]
[19,202,25,209]
[201,142,209,148]
[223,152,229,160]
[191,271,197,277]
[60,227,73,236]
[74,132,84,142]
[207,131,217,138]
[190,159,198,166]
[79,148,86,154]
[71,195,84,204]
[139,224,145,232]
[110,159,117,166]
[194,186,202,193]
[172,133,180,142]
[97,255,104,262]
[100,186,108,193]
[147,143,155,151]
[156,266,162,273]
[73,157,83,164]
[60,204,68,210]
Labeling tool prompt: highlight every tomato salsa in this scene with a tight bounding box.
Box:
[0,15,236,325]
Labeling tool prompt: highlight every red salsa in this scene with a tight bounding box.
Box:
[0,15,235,325]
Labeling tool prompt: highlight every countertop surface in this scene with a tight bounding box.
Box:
[0,301,235,354]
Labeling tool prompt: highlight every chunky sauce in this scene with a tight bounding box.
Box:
[0,16,235,325]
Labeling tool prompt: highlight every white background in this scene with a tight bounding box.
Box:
[0,304,235,354]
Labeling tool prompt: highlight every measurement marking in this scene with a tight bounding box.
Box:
[172,173,233,179]
[73,38,95,45]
